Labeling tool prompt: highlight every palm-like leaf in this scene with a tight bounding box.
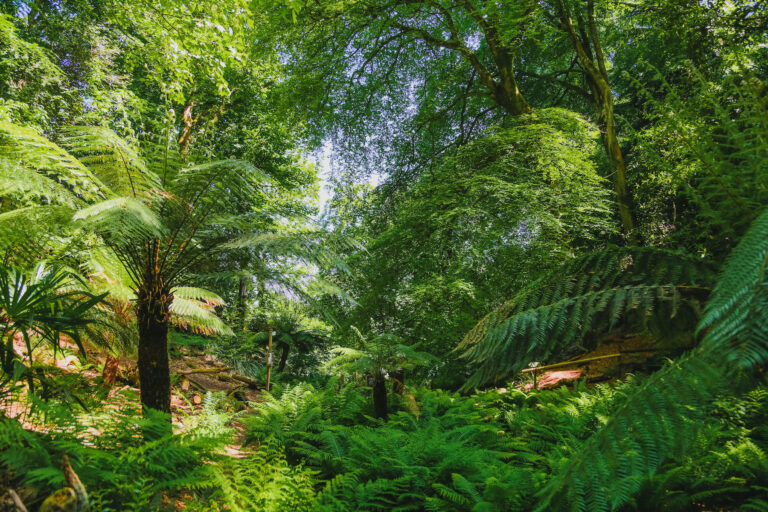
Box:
[0,263,106,390]
[59,126,160,197]
[536,209,768,511]
[458,247,715,390]
[0,121,107,204]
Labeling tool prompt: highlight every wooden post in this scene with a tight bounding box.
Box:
[266,330,274,392]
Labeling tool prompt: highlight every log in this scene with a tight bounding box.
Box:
[229,374,260,388]
[521,353,623,373]
[176,367,233,375]
[6,489,28,512]
[62,455,88,512]
[184,376,211,392]
[40,489,77,512]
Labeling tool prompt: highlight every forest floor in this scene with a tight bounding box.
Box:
[4,336,262,455]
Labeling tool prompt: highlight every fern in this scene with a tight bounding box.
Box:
[206,444,317,512]
[0,121,107,204]
[0,400,230,511]
[535,209,768,511]
[59,126,160,197]
[697,208,768,370]
[458,246,714,390]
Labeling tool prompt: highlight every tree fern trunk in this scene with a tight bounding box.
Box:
[136,276,172,418]
[278,342,290,372]
[373,374,388,420]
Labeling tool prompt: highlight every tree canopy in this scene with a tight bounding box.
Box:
[0,0,767,510]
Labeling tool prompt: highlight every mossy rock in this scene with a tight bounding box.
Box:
[39,487,77,512]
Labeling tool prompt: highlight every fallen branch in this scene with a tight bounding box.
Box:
[229,374,260,388]
[6,489,28,512]
[176,367,233,375]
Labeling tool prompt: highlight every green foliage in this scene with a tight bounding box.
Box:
[0,120,106,207]
[633,386,768,511]
[324,327,435,380]
[1,1,767,511]
[697,207,768,371]
[0,400,229,511]
[623,63,768,255]
[0,15,71,129]
[305,388,534,512]
[536,208,768,511]
[324,109,615,383]
[0,262,106,397]
[458,246,714,389]
[244,383,327,455]
[199,444,318,512]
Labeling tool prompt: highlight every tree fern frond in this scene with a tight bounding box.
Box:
[83,247,136,301]
[0,120,107,202]
[536,209,768,511]
[225,231,354,274]
[535,351,722,512]
[59,126,159,197]
[139,137,183,185]
[172,287,226,306]
[73,197,164,240]
[698,208,768,370]
[170,159,268,208]
[0,206,75,263]
[459,247,714,390]
[170,296,232,335]
[0,160,80,207]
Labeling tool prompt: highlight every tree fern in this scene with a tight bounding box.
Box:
[697,207,768,370]
[0,121,107,204]
[535,208,768,511]
[458,246,715,390]
[59,126,159,197]
[0,205,75,264]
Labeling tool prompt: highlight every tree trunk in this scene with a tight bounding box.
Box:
[236,274,249,332]
[373,374,388,420]
[494,53,532,116]
[392,367,405,395]
[278,342,290,372]
[136,276,172,417]
[102,354,119,388]
[596,94,635,240]
[555,0,636,241]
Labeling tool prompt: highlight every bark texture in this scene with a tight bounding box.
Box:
[373,374,388,420]
[278,342,290,372]
[136,272,172,415]
[555,0,636,239]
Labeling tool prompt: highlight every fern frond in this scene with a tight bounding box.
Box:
[73,197,164,240]
[172,287,225,306]
[0,120,107,203]
[170,159,268,209]
[459,247,713,389]
[170,296,232,336]
[0,206,75,263]
[698,208,768,370]
[536,209,768,511]
[225,231,354,274]
[0,160,79,207]
[59,126,159,197]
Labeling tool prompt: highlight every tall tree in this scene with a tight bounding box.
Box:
[276,0,638,235]
[548,0,635,238]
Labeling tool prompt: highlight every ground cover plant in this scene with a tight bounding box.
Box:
[1,0,767,510]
